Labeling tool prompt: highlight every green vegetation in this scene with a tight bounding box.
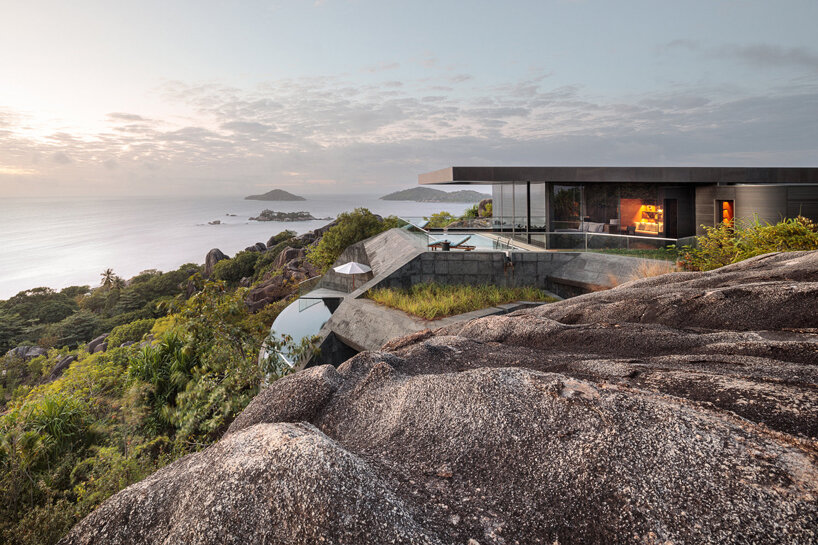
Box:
[0,227,317,544]
[424,211,457,228]
[585,247,679,261]
[213,251,260,283]
[679,216,818,271]
[424,202,492,229]
[0,264,200,354]
[462,204,479,219]
[107,318,155,348]
[307,208,400,272]
[367,283,558,320]
[0,278,297,544]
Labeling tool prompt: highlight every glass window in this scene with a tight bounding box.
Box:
[551,185,583,231]
[501,184,514,229]
[514,183,527,230]
[619,184,661,236]
[530,183,547,230]
[492,185,503,229]
[584,183,619,233]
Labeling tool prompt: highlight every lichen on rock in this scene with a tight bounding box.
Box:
[60,250,818,544]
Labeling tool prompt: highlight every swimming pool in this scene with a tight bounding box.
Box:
[427,233,525,251]
[265,297,336,366]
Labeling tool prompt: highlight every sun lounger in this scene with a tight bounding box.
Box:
[428,235,475,251]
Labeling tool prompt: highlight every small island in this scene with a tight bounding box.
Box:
[380,187,490,202]
[249,210,328,222]
[245,189,306,201]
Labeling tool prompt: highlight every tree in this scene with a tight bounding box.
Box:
[424,211,457,229]
[0,312,26,353]
[307,208,400,272]
[100,269,116,289]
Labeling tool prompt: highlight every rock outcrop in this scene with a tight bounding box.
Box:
[243,242,268,253]
[48,354,76,381]
[270,246,306,271]
[203,248,229,277]
[87,333,108,354]
[478,197,492,217]
[5,345,48,360]
[245,257,319,313]
[59,251,818,544]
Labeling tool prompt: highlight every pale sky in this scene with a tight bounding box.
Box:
[1,0,817,196]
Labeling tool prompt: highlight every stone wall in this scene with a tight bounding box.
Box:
[375,250,673,298]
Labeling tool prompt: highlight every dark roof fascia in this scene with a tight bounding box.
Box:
[418,166,818,185]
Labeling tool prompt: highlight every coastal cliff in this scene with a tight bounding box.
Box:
[58,250,818,544]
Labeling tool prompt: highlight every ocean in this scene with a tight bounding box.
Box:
[0,194,472,299]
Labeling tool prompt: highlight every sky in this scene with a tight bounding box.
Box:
[1,0,817,197]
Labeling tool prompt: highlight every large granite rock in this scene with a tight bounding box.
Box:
[5,345,48,360]
[48,354,77,381]
[87,333,109,354]
[59,251,818,544]
[270,246,306,271]
[245,257,319,313]
[203,248,229,277]
[244,242,268,252]
[478,197,492,217]
[60,423,442,545]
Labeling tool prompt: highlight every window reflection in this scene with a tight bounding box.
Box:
[551,185,582,230]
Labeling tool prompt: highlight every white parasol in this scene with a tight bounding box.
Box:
[333,261,372,289]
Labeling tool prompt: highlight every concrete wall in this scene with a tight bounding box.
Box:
[374,250,671,299]
[318,229,424,292]
[696,184,818,234]
[787,186,818,221]
[734,185,788,225]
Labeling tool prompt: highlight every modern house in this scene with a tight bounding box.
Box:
[419,167,818,248]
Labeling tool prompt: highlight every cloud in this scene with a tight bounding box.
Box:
[363,62,400,73]
[662,40,818,73]
[107,112,148,122]
[52,152,72,164]
[220,121,273,134]
[714,44,818,72]
[449,74,473,83]
[1,69,817,196]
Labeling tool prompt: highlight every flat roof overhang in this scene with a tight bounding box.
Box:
[419,166,818,185]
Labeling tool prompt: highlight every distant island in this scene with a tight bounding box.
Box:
[245,189,306,201]
[380,187,490,202]
[249,210,329,222]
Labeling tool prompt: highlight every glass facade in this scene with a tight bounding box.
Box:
[530,183,547,230]
[489,182,693,246]
[551,185,583,231]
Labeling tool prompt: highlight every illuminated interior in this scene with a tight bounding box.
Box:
[620,199,664,236]
[721,200,734,224]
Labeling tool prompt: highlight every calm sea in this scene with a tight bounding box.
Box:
[0,194,470,299]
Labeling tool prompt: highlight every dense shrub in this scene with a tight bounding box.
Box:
[1,288,78,326]
[0,312,26,354]
[267,230,296,247]
[462,204,479,219]
[107,318,155,348]
[213,251,260,284]
[307,208,400,271]
[424,211,457,228]
[680,216,818,271]
[54,311,105,349]
[0,266,299,543]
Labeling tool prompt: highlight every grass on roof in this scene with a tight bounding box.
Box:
[366,282,557,320]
